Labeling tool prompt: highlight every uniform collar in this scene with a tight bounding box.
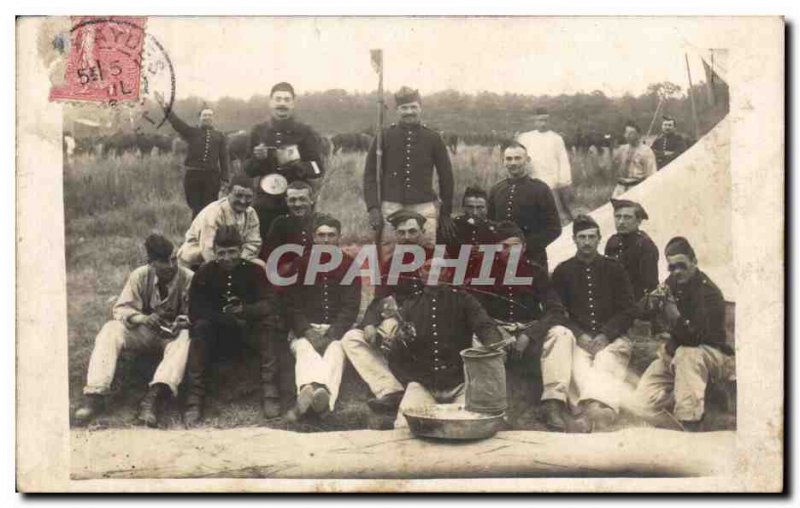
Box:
[270,117,295,130]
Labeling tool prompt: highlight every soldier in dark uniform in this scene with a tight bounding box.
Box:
[183,226,284,425]
[633,237,734,431]
[243,82,325,241]
[488,142,561,272]
[445,186,499,280]
[156,92,230,218]
[652,115,689,170]
[547,215,636,432]
[262,180,320,272]
[284,214,361,421]
[363,86,456,250]
[604,199,660,302]
[474,221,566,364]
[344,258,503,429]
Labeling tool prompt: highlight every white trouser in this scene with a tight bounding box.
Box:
[395,382,465,429]
[289,324,345,411]
[341,328,405,398]
[83,320,191,397]
[632,345,735,422]
[381,201,438,249]
[540,325,633,413]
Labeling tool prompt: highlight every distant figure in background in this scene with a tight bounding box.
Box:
[651,115,689,170]
[156,91,230,218]
[516,107,573,222]
[176,175,262,270]
[243,82,325,242]
[604,199,659,302]
[612,121,657,198]
[73,234,194,428]
[632,237,734,432]
[363,86,456,252]
[488,142,561,272]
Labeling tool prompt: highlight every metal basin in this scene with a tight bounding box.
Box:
[403,404,505,441]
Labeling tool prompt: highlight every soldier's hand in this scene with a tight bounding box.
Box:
[512,333,530,360]
[363,325,379,346]
[368,208,384,231]
[174,315,191,330]
[142,313,162,330]
[253,144,269,160]
[576,333,595,353]
[591,334,610,355]
[663,300,681,326]
[437,215,458,244]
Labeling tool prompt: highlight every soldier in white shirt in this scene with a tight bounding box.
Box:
[611,121,657,198]
[516,107,573,223]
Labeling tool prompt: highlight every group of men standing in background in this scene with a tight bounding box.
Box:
[74,82,731,435]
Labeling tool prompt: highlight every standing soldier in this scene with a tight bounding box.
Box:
[363,86,456,252]
[516,107,573,222]
[243,82,325,243]
[156,92,230,218]
[651,115,689,170]
[604,199,660,302]
[612,121,657,198]
[548,215,637,432]
[488,142,561,272]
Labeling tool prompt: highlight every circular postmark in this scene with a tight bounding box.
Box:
[50,17,176,130]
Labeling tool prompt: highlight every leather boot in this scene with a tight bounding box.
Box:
[539,399,568,432]
[183,395,203,427]
[580,400,617,433]
[74,394,104,425]
[138,383,168,428]
[367,391,404,414]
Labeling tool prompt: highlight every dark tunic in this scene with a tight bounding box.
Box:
[444,215,500,280]
[473,257,566,341]
[665,270,731,356]
[166,111,230,180]
[243,118,325,233]
[262,212,319,262]
[487,176,561,268]
[387,286,502,391]
[652,131,689,169]
[287,253,361,342]
[551,255,636,340]
[188,259,278,327]
[363,123,454,215]
[604,230,660,300]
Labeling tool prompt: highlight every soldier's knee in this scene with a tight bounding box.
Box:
[96,320,126,344]
[546,325,575,346]
[673,346,703,365]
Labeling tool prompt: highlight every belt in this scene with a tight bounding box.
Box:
[184,165,216,172]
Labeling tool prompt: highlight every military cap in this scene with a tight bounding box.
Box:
[611,198,649,220]
[572,214,600,235]
[394,86,421,107]
[387,209,426,228]
[495,220,525,241]
[665,236,696,259]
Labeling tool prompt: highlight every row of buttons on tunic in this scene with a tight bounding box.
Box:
[431,295,443,371]
[504,184,516,219]
[202,130,211,162]
[586,266,597,329]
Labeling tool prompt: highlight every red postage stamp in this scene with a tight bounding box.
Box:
[49,16,147,103]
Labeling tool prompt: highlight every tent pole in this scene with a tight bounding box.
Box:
[685,53,700,140]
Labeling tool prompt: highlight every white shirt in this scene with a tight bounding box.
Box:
[516,130,572,188]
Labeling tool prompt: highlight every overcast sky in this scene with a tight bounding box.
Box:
[147,17,715,101]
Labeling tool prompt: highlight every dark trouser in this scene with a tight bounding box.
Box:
[184,170,221,218]
[185,317,288,407]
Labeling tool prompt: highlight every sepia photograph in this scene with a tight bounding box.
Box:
[15,14,784,492]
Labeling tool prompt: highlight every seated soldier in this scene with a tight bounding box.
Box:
[631,237,735,431]
[184,226,284,425]
[548,215,637,432]
[176,175,263,270]
[342,258,503,428]
[604,199,659,303]
[74,234,193,427]
[445,185,499,256]
[284,214,361,421]
[473,221,566,369]
[262,180,320,271]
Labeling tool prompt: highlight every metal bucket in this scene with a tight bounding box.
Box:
[460,346,507,414]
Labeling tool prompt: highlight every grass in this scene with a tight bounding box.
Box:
[65,146,733,432]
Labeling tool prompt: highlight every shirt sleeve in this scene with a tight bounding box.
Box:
[295,129,325,180]
[363,136,380,211]
[243,125,275,177]
[199,212,218,263]
[433,133,454,216]
[463,291,503,346]
[639,240,660,297]
[188,267,225,325]
[551,264,585,338]
[487,186,498,222]
[112,270,147,327]
[179,271,193,317]
[241,210,262,260]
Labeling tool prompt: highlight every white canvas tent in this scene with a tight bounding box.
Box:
[547,115,735,301]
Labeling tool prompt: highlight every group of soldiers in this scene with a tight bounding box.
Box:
[74,82,730,434]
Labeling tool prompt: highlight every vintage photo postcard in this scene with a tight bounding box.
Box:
[16,16,784,492]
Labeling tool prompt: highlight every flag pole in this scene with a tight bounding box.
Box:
[685,53,700,141]
[371,49,385,246]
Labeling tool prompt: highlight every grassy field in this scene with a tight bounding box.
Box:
[64,146,733,432]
